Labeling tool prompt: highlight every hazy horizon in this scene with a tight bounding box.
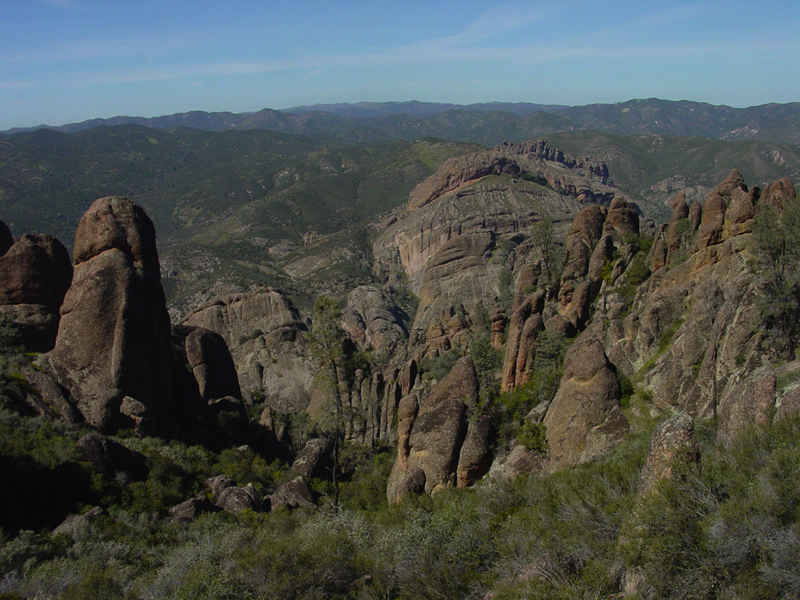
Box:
[2,0,799,130]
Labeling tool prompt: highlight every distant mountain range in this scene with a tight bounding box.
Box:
[4,99,800,145]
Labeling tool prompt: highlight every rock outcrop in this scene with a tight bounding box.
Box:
[183,288,314,410]
[543,327,629,471]
[387,357,492,502]
[46,196,174,433]
[0,228,73,351]
[172,325,242,403]
[341,286,408,352]
[638,413,699,497]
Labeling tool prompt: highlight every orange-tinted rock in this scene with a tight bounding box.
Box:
[73,196,160,278]
[544,331,628,471]
[47,198,173,433]
[604,197,639,239]
[760,177,796,212]
[666,191,689,252]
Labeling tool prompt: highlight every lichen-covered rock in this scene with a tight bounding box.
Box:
[292,437,334,479]
[269,476,314,510]
[169,494,215,523]
[214,484,261,514]
[638,414,699,497]
[487,444,545,481]
[544,330,628,471]
[205,474,234,498]
[718,366,776,445]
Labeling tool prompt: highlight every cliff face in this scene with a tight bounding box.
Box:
[5,138,799,502]
[373,139,621,359]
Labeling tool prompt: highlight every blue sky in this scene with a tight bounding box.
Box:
[1,0,799,130]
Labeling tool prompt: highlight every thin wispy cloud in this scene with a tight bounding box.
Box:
[0,34,208,66]
[302,70,326,82]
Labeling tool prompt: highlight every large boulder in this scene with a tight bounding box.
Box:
[0,233,72,312]
[387,357,481,501]
[543,329,629,471]
[638,414,699,497]
[0,232,73,352]
[46,197,173,433]
[291,437,334,479]
[173,325,241,402]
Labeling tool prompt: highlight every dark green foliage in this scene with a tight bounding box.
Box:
[469,335,503,385]
[625,251,651,287]
[471,300,491,333]
[752,199,800,358]
[489,329,569,447]
[0,410,798,599]
[616,369,635,409]
[497,268,515,313]
[420,349,460,382]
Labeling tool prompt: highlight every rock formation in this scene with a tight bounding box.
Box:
[46,196,174,433]
[387,357,492,502]
[0,227,73,351]
[543,327,629,471]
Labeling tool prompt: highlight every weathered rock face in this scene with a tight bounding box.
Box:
[387,357,490,501]
[182,288,304,350]
[341,286,408,352]
[173,325,242,402]
[0,234,72,311]
[47,197,173,433]
[638,414,699,497]
[543,327,628,471]
[214,484,261,514]
[291,437,333,479]
[760,177,796,211]
[269,476,314,511]
[72,195,160,277]
[0,231,73,351]
[372,138,620,354]
[408,139,614,211]
[182,288,315,410]
[169,494,215,523]
[718,367,776,445]
[561,205,607,283]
